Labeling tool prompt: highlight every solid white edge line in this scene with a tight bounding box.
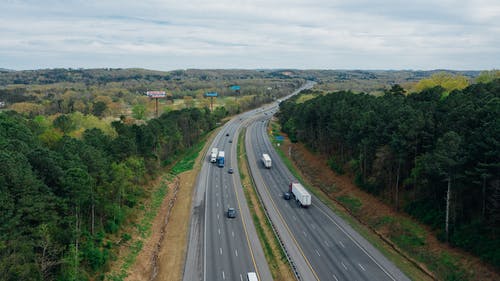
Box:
[315,204,397,281]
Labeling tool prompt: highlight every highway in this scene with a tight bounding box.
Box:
[245,110,411,281]
[182,80,408,281]
[183,110,273,281]
[182,82,314,281]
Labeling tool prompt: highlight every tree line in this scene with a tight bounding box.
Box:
[278,80,500,269]
[0,106,222,280]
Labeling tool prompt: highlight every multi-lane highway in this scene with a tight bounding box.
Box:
[183,80,408,281]
[182,82,314,281]
[183,110,273,281]
[245,110,410,281]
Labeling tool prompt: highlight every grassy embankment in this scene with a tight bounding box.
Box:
[105,137,207,281]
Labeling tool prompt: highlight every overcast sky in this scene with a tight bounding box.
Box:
[1,0,499,70]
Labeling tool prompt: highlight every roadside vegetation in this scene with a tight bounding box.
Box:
[0,68,303,280]
[1,68,498,280]
[277,77,500,280]
[107,135,207,281]
[106,176,170,281]
[0,107,218,280]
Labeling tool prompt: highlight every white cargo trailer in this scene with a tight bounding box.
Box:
[247,272,258,281]
[210,148,218,163]
[262,153,272,168]
[289,182,311,207]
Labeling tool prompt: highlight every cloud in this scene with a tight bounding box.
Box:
[0,0,499,70]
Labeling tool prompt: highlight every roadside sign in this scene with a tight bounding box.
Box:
[147,91,166,98]
[205,92,218,97]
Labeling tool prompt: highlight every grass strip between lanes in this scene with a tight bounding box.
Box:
[237,128,295,281]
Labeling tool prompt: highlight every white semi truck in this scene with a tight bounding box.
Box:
[289,182,311,207]
[210,148,218,163]
[262,153,272,168]
[247,272,258,281]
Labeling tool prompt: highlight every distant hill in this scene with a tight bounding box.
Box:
[0,68,482,87]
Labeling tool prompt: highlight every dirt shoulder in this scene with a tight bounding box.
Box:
[124,174,179,281]
[275,129,499,281]
[153,168,197,281]
[127,141,209,281]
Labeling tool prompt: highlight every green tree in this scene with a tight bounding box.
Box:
[475,70,500,84]
[92,101,107,117]
[53,114,76,134]
[413,72,469,95]
[433,131,465,240]
[132,104,147,120]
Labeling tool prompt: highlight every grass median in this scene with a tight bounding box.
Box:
[237,128,295,281]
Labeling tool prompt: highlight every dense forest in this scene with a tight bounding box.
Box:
[279,79,500,269]
[0,106,223,280]
[1,68,497,279]
[0,68,306,280]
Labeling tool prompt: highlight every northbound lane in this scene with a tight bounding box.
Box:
[245,104,410,281]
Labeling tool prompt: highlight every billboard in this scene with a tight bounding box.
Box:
[147,91,166,98]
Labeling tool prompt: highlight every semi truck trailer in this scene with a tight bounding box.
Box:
[289,182,311,207]
[210,148,218,163]
[262,153,272,168]
[217,151,225,167]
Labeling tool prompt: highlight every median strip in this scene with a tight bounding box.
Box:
[237,128,295,281]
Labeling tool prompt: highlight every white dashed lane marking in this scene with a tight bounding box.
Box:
[341,261,347,270]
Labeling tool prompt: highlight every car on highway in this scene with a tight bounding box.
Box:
[229,139,232,143]
[283,192,291,200]
[226,133,229,136]
[227,207,236,218]
[228,168,234,174]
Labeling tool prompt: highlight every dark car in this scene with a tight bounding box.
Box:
[228,168,234,174]
[227,207,236,218]
[229,139,233,143]
[226,133,229,136]
[283,192,291,200]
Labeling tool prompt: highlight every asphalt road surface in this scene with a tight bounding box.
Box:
[245,110,410,281]
[183,109,273,281]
